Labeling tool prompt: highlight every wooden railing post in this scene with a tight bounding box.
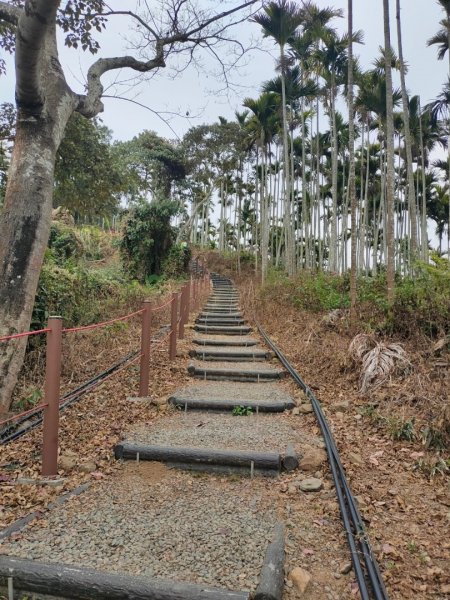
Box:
[185,278,191,324]
[42,316,62,477]
[139,300,152,397]
[169,292,178,360]
[179,285,186,339]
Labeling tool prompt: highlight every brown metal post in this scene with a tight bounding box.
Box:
[185,279,191,323]
[139,301,152,397]
[179,285,186,339]
[42,317,63,477]
[190,275,194,312]
[194,277,198,310]
[169,292,178,360]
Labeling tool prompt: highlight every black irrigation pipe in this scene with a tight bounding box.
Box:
[0,325,171,446]
[256,321,390,600]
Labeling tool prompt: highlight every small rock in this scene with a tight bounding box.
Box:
[355,495,368,509]
[299,449,327,472]
[298,403,314,414]
[152,397,167,407]
[289,567,312,594]
[292,407,300,416]
[299,478,323,492]
[288,484,298,494]
[340,562,352,575]
[59,455,77,471]
[126,396,152,403]
[331,401,350,412]
[348,452,363,466]
[79,461,96,474]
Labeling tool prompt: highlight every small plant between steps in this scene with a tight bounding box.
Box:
[232,405,253,416]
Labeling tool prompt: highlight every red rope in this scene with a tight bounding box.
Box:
[0,328,50,343]
[151,329,173,351]
[62,308,145,334]
[0,402,49,427]
[152,298,172,312]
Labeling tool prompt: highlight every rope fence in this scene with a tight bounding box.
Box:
[0,263,210,477]
[0,328,50,343]
[62,308,145,334]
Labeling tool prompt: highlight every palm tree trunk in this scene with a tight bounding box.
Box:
[348,0,356,323]
[418,98,428,262]
[383,0,396,303]
[330,79,339,272]
[396,0,418,264]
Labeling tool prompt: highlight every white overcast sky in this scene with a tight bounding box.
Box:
[0,0,448,141]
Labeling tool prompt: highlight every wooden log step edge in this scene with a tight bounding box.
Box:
[0,556,249,600]
[188,365,285,379]
[253,523,285,600]
[282,444,299,472]
[114,443,281,473]
[168,396,296,412]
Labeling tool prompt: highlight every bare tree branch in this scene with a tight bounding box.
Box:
[77,0,261,119]
[77,50,166,117]
[0,1,20,25]
[101,94,182,138]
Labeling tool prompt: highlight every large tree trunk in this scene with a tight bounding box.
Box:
[0,97,76,414]
[0,2,77,413]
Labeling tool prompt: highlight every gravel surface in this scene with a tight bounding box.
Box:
[192,346,268,356]
[125,412,302,452]
[193,335,259,346]
[0,465,276,592]
[191,360,283,372]
[173,381,295,402]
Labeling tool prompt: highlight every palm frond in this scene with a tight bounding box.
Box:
[349,334,410,395]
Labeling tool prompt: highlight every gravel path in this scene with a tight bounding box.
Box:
[191,360,284,372]
[125,412,302,452]
[172,381,295,403]
[0,465,276,592]
[193,335,259,346]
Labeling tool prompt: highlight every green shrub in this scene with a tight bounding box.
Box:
[162,243,191,278]
[77,226,117,261]
[48,223,82,265]
[294,272,350,312]
[120,199,181,281]
[390,257,450,337]
[31,263,151,333]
